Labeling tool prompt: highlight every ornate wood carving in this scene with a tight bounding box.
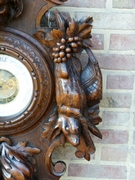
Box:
[0,137,40,180]
[0,28,54,135]
[35,9,102,178]
[0,0,102,179]
[36,0,67,29]
[0,0,23,26]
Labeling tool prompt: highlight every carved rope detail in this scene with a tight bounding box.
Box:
[35,9,102,177]
[0,137,40,180]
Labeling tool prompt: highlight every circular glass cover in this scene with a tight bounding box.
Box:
[0,70,18,104]
[0,54,33,117]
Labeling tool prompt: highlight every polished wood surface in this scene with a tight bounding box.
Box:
[0,1,102,179]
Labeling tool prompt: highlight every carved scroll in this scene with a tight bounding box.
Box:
[0,0,23,26]
[0,137,40,180]
[35,9,102,178]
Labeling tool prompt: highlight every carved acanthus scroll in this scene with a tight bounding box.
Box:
[0,137,40,180]
[35,8,102,177]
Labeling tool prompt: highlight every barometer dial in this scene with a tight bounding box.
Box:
[0,54,33,117]
[0,70,18,104]
[0,28,53,135]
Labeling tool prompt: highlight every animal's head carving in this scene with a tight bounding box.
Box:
[0,0,23,26]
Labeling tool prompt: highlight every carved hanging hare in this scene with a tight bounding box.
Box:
[35,9,102,161]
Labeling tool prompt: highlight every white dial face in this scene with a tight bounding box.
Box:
[0,54,33,117]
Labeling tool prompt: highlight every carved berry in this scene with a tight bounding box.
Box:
[61,38,66,44]
[54,53,59,58]
[65,47,71,53]
[71,42,78,48]
[74,36,79,41]
[59,52,65,58]
[57,42,61,46]
[54,58,58,63]
[77,41,82,46]
[57,57,61,63]
[60,45,66,50]
[68,37,74,42]
[62,57,67,62]
[66,53,71,58]
[53,47,60,52]
[52,53,55,57]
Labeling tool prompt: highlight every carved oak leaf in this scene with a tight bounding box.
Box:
[0,138,40,180]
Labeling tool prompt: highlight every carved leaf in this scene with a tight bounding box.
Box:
[50,127,61,142]
[87,121,102,139]
[34,29,56,48]
[79,26,92,39]
[54,9,66,31]
[0,139,40,180]
[51,29,64,42]
[66,19,79,37]
[78,23,92,33]
[79,16,93,24]
[82,129,95,149]
[42,112,59,141]
[80,118,95,149]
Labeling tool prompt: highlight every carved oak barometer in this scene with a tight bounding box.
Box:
[0,28,53,135]
[0,0,102,180]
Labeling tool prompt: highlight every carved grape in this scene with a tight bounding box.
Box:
[52,36,82,63]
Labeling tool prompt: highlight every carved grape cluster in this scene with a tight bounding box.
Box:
[52,36,82,63]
